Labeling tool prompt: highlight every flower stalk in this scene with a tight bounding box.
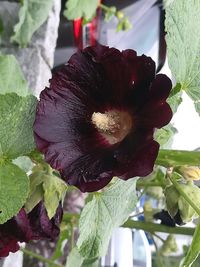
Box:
[156,150,200,167]
[122,220,194,236]
[21,248,64,267]
[63,213,194,236]
[137,180,166,188]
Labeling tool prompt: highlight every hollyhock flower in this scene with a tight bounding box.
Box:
[0,209,32,257]
[0,202,63,257]
[29,202,63,240]
[34,44,172,192]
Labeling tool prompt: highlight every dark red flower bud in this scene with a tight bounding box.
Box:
[29,202,63,240]
[0,209,31,257]
[34,44,172,192]
[0,202,63,257]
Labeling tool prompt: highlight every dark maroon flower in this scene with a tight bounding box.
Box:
[34,44,172,192]
[0,209,32,257]
[29,202,63,240]
[0,202,63,257]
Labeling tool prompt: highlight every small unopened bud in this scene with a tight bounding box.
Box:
[146,186,164,199]
[164,185,179,219]
[175,166,200,181]
[160,234,178,256]
[164,183,200,225]
[144,202,154,222]
[116,11,124,20]
[123,18,132,31]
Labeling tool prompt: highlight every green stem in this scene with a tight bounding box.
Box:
[63,212,195,235]
[169,174,200,217]
[21,248,64,267]
[150,234,159,251]
[156,149,200,167]
[100,3,112,12]
[122,220,194,235]
[137,181,166,187]
[153,233,165,243]
[63,213,79,222]
[70,223,75,250]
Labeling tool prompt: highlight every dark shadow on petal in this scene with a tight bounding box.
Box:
[60,148,116,192]
[148,74,172,101]
[29,202,63,240]
[138,102,173,129]
[116,140,159,178]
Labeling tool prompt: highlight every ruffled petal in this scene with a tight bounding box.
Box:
[148,74,172,101]
[61,148,115,192]
[0,202,63,257]
[34,44,172,192]
[117,140,160,178]
[28,202,63,240]
[137,74,173,128]
[138,102,172,129]
[0,209,32,257]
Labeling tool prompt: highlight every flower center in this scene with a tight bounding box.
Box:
[91,110,133,144]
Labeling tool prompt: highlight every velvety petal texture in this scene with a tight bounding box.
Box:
[0,202,63,257]
[34,44,172,192]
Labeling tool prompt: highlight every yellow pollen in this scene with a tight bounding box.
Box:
[91,112,120,133]
[91,110,133,144]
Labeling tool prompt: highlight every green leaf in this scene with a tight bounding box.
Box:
[167,92,182,114]
[181,220,200,267]
[66,247,84,267]
[116,21,123,32]
[0,55,30,96]
[43,173,67,219]
[165,0,200,115]
[163,0,175,8]
[28,149,44,164]
[167,84,182,114]
[25,164,67,219]
[13,156,34,173]
[155,124,177,148]
[63,0,98,21]
[77,178,138,259]
[66,247,99,267]
[82,258,99,267]
[25,183,44,213]
[156,150,200,167]
[104,6,116,22]
[0,93,37,159]
[11,0,54,47]
[51,229,69,261]
[0,162,29,224]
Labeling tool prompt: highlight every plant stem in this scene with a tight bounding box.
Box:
[156,149,200,167]
[63,213,79,222]
[153,233,165,243]
[21,248,64,267]
[123,220,194,236]
[63,213,195,236]
[137,181,166,187]
[100,3,112,12]
[70,223,75,250]
[169,174,200,217]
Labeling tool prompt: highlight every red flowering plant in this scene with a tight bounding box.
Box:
[34,45,172,192]
[1,0,200,266]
